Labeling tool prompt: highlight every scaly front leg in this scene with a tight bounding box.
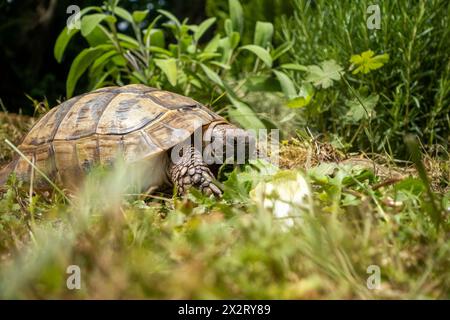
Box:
[169,146,222,197]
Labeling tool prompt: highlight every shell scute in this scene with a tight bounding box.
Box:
[22,95,81,145]
[54,92,116,140]
[95,92,166,135]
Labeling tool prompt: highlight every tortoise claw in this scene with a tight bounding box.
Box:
[207,183,222,197]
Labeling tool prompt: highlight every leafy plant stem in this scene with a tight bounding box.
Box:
[404,134,442,231]
[340,72,375,161]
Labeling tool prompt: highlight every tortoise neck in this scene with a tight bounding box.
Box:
[202,120,232,143]
[206,124,237,142]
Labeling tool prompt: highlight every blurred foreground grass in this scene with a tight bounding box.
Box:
[0,115,449,299]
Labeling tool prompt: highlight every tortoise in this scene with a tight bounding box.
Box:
[0,84,254,196]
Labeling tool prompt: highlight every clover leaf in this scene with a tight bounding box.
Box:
[350,50,389,74]
[305,60,344,89]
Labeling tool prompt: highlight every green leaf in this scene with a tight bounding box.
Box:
[81,14,113,37]
[89,50,118,76]
[194,17,216,42]
[54,27,79,63]
[393,177,425,196]
[111,55,127,67]
[254,21,273,47]
[273,70,296,99]
[209,61,231,69]
[224,19,233,36]
[286,84,314,108]
[180,34,194,53]
[200,64,224,87]
[131,70,147,84]
[201,70,267,130]
[85,25,109,47]
[222,169,253,202]
[158,9,181,28]
[345,94,379,122]
[308,163,336,184]
[204,34,221,53]
[229,32,240,49]
[350,50,389,74]
[228,97,267,130]
[218,37,232,64]
[150,46,173,56]
[240,45,272,67]
[113,6,133,23]
[117,33,140,48]
[280,63,307,72]
[54,6,102,62]
[245,75,281,92]
[229,0,244,34]
[305,60,343,89]
[271,41,293,61]
[223,159,279,202]
[90,68,115,90]
[198,52,221,62]
[286,98,309,109]
[144,15,163,46]
[145,29,165,48]
[132,10,148,23]
[154,58,178,86]
[67,46,110,97]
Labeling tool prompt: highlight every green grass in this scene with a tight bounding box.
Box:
[0,126,448,299]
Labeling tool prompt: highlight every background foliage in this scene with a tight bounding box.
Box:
[53,0,291,129]
[0,0,207,113]
[280,0,450,156]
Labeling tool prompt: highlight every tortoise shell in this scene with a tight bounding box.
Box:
[9,84,226,189]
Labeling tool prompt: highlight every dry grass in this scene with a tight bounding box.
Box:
[0,113,35,164]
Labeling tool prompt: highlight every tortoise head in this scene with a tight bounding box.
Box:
[203,122,256,165]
